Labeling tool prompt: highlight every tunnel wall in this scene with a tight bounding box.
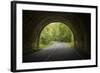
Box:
[23,10,91,59]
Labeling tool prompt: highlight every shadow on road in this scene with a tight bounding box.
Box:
[23,42,84,62]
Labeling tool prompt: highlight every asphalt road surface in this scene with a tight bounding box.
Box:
[23,42,82,62]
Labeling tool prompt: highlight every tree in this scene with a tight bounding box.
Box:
[39,22,74,48]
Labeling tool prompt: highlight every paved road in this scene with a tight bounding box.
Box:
[23,42,82,62]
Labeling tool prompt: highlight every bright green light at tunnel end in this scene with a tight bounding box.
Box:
[39,22,74,49]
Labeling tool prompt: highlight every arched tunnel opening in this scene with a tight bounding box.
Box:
[39,22,75,49]
[23,10,91,62]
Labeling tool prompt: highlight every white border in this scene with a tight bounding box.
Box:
[16,3,96,70]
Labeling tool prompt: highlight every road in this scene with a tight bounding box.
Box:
[23,42,82,62]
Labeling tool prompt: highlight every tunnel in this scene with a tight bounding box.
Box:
[23,10,91,62]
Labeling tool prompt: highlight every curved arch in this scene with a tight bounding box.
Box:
[39,22,75,48]
[34,16,78,49]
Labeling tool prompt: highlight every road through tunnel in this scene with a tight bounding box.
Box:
[23,10,91,62]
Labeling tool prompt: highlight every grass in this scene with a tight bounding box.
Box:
[39,41,74,49]
[66,42,74,48]
[39,44,49,48]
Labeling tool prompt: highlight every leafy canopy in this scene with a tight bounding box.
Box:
[39,22,74,48]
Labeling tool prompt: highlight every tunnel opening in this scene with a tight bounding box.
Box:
[39,22,75,49]
[23,10,91,62]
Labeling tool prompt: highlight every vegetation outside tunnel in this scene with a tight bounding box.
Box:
[39,22,74,49]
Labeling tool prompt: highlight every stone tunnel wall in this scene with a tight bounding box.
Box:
[23,10,91,59]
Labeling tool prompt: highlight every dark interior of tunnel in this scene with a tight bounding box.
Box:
[22,10,91,62]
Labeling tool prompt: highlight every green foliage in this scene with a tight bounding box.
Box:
[39,22,74,48]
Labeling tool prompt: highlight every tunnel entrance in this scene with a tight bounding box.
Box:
[23,10,91,62]
[39,22,74,49]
